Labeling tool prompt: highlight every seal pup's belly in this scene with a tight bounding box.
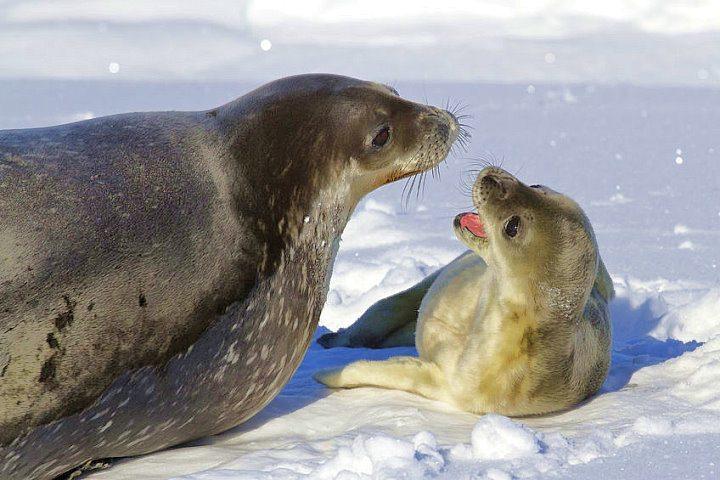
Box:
[315,167,612,418]
[416,252,486,372]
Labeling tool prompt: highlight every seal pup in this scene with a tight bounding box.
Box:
[0,74,461,479]
[316,167,613,416]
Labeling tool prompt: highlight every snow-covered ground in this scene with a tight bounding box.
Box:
[2,1,720,478]
[2,80,717,480]
[1,0,720,86]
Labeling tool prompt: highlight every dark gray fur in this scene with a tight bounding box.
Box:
[0,74,458,478]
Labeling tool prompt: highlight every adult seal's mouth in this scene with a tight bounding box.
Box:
[0,73,467,480]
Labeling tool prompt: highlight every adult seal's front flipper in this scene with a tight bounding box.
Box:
[0,74,462,479]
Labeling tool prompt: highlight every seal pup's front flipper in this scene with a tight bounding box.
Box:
[316,167,613,417]
[314,356,450,403]
[317,268,442,349]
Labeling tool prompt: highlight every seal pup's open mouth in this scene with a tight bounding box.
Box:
[453,211,489,250]
[457,212,487,238]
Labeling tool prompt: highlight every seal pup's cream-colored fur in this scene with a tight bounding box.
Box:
[316,167,613,416]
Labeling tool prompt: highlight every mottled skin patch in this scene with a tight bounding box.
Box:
[316,167,612,417]
[0,74,459,479]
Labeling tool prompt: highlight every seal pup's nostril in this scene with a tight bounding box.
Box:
[480,174,501,191]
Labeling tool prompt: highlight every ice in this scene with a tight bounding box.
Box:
[1,1,719,84]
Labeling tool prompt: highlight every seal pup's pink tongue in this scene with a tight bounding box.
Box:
[460,212,487,238]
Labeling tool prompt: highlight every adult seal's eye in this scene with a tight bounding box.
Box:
[505,216,521,238]
[372,126,391,148]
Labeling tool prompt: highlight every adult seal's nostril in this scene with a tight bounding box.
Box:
[0,74,458,480]
[420,108,456,143]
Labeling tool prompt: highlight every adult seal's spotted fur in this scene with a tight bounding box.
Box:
[0,74,460,479]
[317,167,613,416]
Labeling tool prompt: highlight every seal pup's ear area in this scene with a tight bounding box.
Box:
[593,257,615,302]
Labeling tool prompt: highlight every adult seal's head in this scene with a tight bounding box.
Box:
[0,74,462,479]
[216,75,460,207]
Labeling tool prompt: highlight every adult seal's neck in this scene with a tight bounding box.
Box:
[206,105,357,280]
[188,184,354,435]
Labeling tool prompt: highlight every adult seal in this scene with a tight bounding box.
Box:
[0,74,461,479]
[317,167,613,416]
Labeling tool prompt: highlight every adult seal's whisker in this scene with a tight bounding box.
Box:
[0,74,460,479]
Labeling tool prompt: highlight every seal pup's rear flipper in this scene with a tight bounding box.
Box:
[314,356,449,403]
[317,268,442,349]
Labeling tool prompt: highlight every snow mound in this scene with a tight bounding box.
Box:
[306,417,616,479]
[652,287,720,343]
[313,432,449,479]
[314,434,417,479]
[469,414,541,460]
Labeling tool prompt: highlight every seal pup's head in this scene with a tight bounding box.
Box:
[454,167,600,318]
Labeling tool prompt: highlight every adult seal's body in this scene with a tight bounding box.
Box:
[0,74,460,479]
[317,167,613,416]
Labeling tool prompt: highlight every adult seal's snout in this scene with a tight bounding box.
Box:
[0,74,459,479]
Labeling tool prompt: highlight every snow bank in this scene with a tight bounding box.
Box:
[1,1,719,84]
[652,288,720,343]
[6,0,719,36]
[247,0,720,36]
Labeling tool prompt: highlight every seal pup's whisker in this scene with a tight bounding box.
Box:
[466,153,502,170]
[316,167,613,420]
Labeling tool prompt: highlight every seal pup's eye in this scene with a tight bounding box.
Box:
[504,216,521,238]
[372,126,391,149]
[529,184,548,194]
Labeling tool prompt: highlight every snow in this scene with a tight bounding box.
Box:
[1,0,719,85]
[16,79,705,480]
[468,415,541,460]
[1,1,720,478]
